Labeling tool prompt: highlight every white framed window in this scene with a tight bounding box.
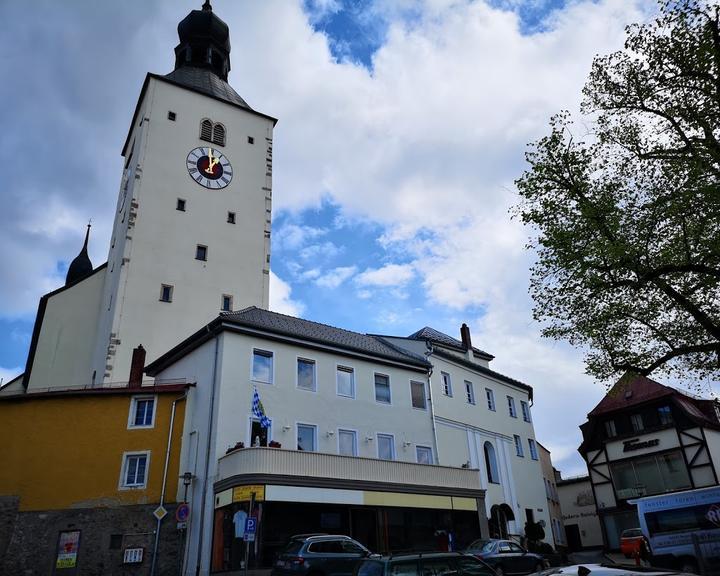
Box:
[221,294,233,312]
[338,429,357,457]
[441,372,452,396]
[416,445,433,464]
[514,434,524,457]
[378,434,395,461]
[119,451,150,489]
[410,380,427,410]
[249,417,272,447]
[374,373,391,404]
[252,349,273,384]
[521,400,531,422]
[486,388,495,411]
[528,438,539,460]
[507,396,517,418]
[297,358,316,392]
[128,396,156,429]
[336,365,355,398]
[297,423,317,452]
[465,381,475,404]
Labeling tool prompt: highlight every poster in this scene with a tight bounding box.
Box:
[55,530,80,570]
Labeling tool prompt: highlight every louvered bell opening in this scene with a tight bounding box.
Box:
[200,119,213,142]
[212,123,226,146]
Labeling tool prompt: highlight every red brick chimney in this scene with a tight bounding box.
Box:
[460,324,473,361]
[128,345,146,389]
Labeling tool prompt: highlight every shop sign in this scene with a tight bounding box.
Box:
[232,485,265,502]
[623,438,660,452]
[55,530,80,570]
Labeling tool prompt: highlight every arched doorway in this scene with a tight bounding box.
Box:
[488,504,515,539]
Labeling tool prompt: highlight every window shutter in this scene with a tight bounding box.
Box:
[200,119,213,141]
[213,123,226,146]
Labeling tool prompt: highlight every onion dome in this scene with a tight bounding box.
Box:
[65,224,93,286]
[174,1,231,81]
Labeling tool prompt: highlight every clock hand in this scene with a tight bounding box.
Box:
[205,148,216,175]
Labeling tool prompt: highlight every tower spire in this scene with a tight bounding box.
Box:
[65,222,94,286]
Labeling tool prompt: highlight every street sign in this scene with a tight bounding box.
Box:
[153,505,168,521]
[176,502,190,522]
[243,517,257,542]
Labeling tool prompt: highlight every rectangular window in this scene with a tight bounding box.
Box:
[167,111,176,121]
[378,434,395,460]
[338,429,357,457]
[605,420,617,438]
[465,381,475,404]
[441,372,453,396]
[159,284,173,303]
[227,211,236,224]
[374,374,391,404]
[410,380,427,410]
[528,438,538,460]
[416,445,433,464]
[297,358,316,392]
[486,388,496,411]
[250,418,271,447]
[248,136,255,144]
[508,396,517,418]
[514,434,524,457]
[176,198,186,211]
[521,400,531,422]
[129,397,155,428]
[221,294,233,312]
[336,366,355,398]
[658,405,673,426]
[611,451,691,499]
[252,349,273,383]
[631,413,644,432]
[297,423,317,452]
[195,244,208,261]
[121,452,149,488]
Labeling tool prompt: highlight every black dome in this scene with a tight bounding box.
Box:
[173,1,232,81]
[178,2,230,52]
[65,225,93,286]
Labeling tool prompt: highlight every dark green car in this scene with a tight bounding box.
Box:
[354,552,497,576]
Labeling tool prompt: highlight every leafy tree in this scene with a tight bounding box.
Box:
[514,0,720,384]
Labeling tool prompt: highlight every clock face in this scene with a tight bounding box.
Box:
[186,146,233,189]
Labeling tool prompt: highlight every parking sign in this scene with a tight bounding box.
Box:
[243,517,257,542]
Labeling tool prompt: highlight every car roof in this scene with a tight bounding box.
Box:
[368,552,472,561]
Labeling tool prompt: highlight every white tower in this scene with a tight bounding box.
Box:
[91,2,276,384]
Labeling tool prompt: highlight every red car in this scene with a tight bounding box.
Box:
[620,528,648,558]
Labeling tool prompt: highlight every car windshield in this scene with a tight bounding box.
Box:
[468,540,495,552]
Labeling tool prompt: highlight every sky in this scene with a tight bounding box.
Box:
[0,0,666,476]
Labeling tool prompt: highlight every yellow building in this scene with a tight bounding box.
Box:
[0,382,191,575]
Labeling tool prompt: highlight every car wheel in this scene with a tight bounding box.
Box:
[679,558,698,574]
[534,563,544,573]
[495,567,504,576]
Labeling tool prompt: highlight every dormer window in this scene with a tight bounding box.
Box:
[199,118,226,146]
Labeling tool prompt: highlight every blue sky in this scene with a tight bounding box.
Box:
[0,0,662,475]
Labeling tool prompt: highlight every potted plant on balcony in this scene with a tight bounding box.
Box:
[226,441,245,454]
[268,440,282,448]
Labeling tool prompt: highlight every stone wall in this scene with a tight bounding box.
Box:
[0,495,19,559]
[2,503,185,576]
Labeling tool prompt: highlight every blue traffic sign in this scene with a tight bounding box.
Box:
[245,517,257,534]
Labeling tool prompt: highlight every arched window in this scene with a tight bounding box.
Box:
[484,441,500,484]
[212,123,226,146]
[200,119,213,142]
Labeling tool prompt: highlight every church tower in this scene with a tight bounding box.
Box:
[90,1,276,385]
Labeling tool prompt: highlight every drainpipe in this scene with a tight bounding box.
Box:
[195,332,221,576]
[150,392,186,576]
[424,341,440,464]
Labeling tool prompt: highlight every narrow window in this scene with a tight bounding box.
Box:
[297,358,316,392]
[378,434,395,460]
[248,136,255,144]
[129,397,155,428]
[195,244,208,261]
[521,401,531,422]
[159,284,173,303]
[221,294,233,312]
[374,373,391,404]
[441,372,453,396]
[465,381,475,404]
[528,439,539,460]
[338,429,357,456]
[410,381,427,409]
[176,198,186,211]
[484,442,500,484]
[336,366,355,398]
[167,111,176,121]
[416,446,433,464]
[514,434,524,457]
[252,349,273,383]
[631,413,644,432]
[121,453,149,488]
[605,420,617,437]
[297,423,317,452]
[486,388,496,411]
[227,211,236,224]
[658,406,673,426]
[507,396,517,418]
[212,123,226,146]
[200,119,213,142]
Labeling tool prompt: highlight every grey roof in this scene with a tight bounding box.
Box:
[164,66,251,110]
[221,307,430,367]
[408,326,494,359]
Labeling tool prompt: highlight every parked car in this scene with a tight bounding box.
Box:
[464,539,547,575]
[619,529,648,559]
[271,534,375,576]
[355,552,497,576]
[539,564,695,575]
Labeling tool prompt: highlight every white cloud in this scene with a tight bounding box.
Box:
[0,366,23,388]
[274,224,328,251]
[316,266,358,288]
[355,263,415,287]
[269,271,306,317]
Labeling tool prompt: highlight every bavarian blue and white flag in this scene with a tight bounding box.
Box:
[252,386,271,428]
